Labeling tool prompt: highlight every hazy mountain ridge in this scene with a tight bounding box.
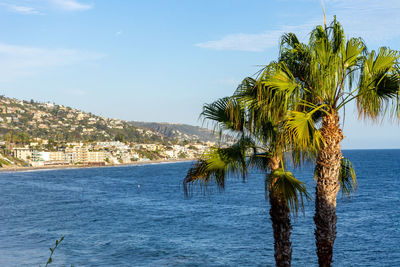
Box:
[130,121,219,143]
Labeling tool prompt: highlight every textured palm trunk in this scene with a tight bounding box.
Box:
[314,112,343,267]
[268,157,292,267]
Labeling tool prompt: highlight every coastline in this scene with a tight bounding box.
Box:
[0,158,195,173]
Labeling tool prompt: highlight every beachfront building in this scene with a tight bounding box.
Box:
[65,150,77,163]
[88,151,105,163]
[38,152,50,162]
[13,148,33,161]
[65,146,89,163]
[6,134,214,168]
[47,151,69,165]
[49,151,66,161]
[31,150,41,162]
[29,151,50,167]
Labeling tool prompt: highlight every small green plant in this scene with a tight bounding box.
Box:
[40,236,67,267]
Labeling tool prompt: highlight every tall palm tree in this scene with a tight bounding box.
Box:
[184,74,319,267]
[265,17,400,266]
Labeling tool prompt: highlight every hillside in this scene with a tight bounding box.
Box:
[0,95,220,168]
[0,96,219,145]
[0,96,165,143]
[130,121,218,143]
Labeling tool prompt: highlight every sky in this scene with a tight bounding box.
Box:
[0,0,399,149]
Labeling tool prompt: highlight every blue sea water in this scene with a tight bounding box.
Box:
[0,150,399,266]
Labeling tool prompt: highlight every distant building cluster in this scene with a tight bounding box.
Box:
[0,95,220,169]
[11,140,213,167]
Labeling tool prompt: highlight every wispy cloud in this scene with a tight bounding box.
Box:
[197,0,400,52]
[196,32,281,52]
[0,0,93,14]
[6,4,40,14]
[0,42,104,80]
[196,23,314,52]
[49,0,93,11]
[115,30,123,36]
[325,0,400,43]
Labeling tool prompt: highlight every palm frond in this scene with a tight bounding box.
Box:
[261,63,299,97]
[267,168,311,215]
[183,137,253,197]
[338,157,357,197]
[234,77,257,97]
[255,62,303,123]
[280,32,300,54]
[284,106,324,152]
[357,47,400,119]
[343,38,365,68]
[201,96,246,133]
[309,25,327,46]
[328,16,346,54]
[248,152,272,172]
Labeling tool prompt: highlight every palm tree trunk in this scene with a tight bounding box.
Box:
[268,158,292,267]
[314,112,343,267]
[269,191,292,267]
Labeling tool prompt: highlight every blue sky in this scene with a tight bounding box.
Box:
[0,0,399,149]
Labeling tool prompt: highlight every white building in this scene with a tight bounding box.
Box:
[13,148,33,161]
[88,151,105,163]
[65,146,88,163]
[49,151,66,161]
[38,152,50,162]
[97,141,129,150]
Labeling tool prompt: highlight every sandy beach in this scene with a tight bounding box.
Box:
[0,158,194,173]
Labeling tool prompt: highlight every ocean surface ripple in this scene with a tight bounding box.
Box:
[0,150,399,266]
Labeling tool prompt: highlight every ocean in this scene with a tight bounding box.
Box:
[0,150,399,266]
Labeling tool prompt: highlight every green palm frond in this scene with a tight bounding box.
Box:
[252,62,303,124]
[277,16,400,122]
[309,25,327,45]
[357,47,400,119]
[267,168,311,215]
[250,117,279,149]
[248,152,272,172]
[233,77,260,115]
[338,157,357,196]
[183,159,224,196]
[280,34,311,81]
[183,137,253,196]
[261,63,300,98]
[217,136,254,180]
[234,77,257,97]
[284,106,324,152]
[280,33,300,52]
[343,38,365,68]
[329,16,346,54]
[201,96,246,133]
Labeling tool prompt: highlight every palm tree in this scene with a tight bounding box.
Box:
[184,74,319,267]
[265,17,400,266]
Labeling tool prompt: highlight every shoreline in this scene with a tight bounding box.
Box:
[0,158,195,173]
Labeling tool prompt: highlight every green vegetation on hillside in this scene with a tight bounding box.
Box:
[0,96,166,144]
